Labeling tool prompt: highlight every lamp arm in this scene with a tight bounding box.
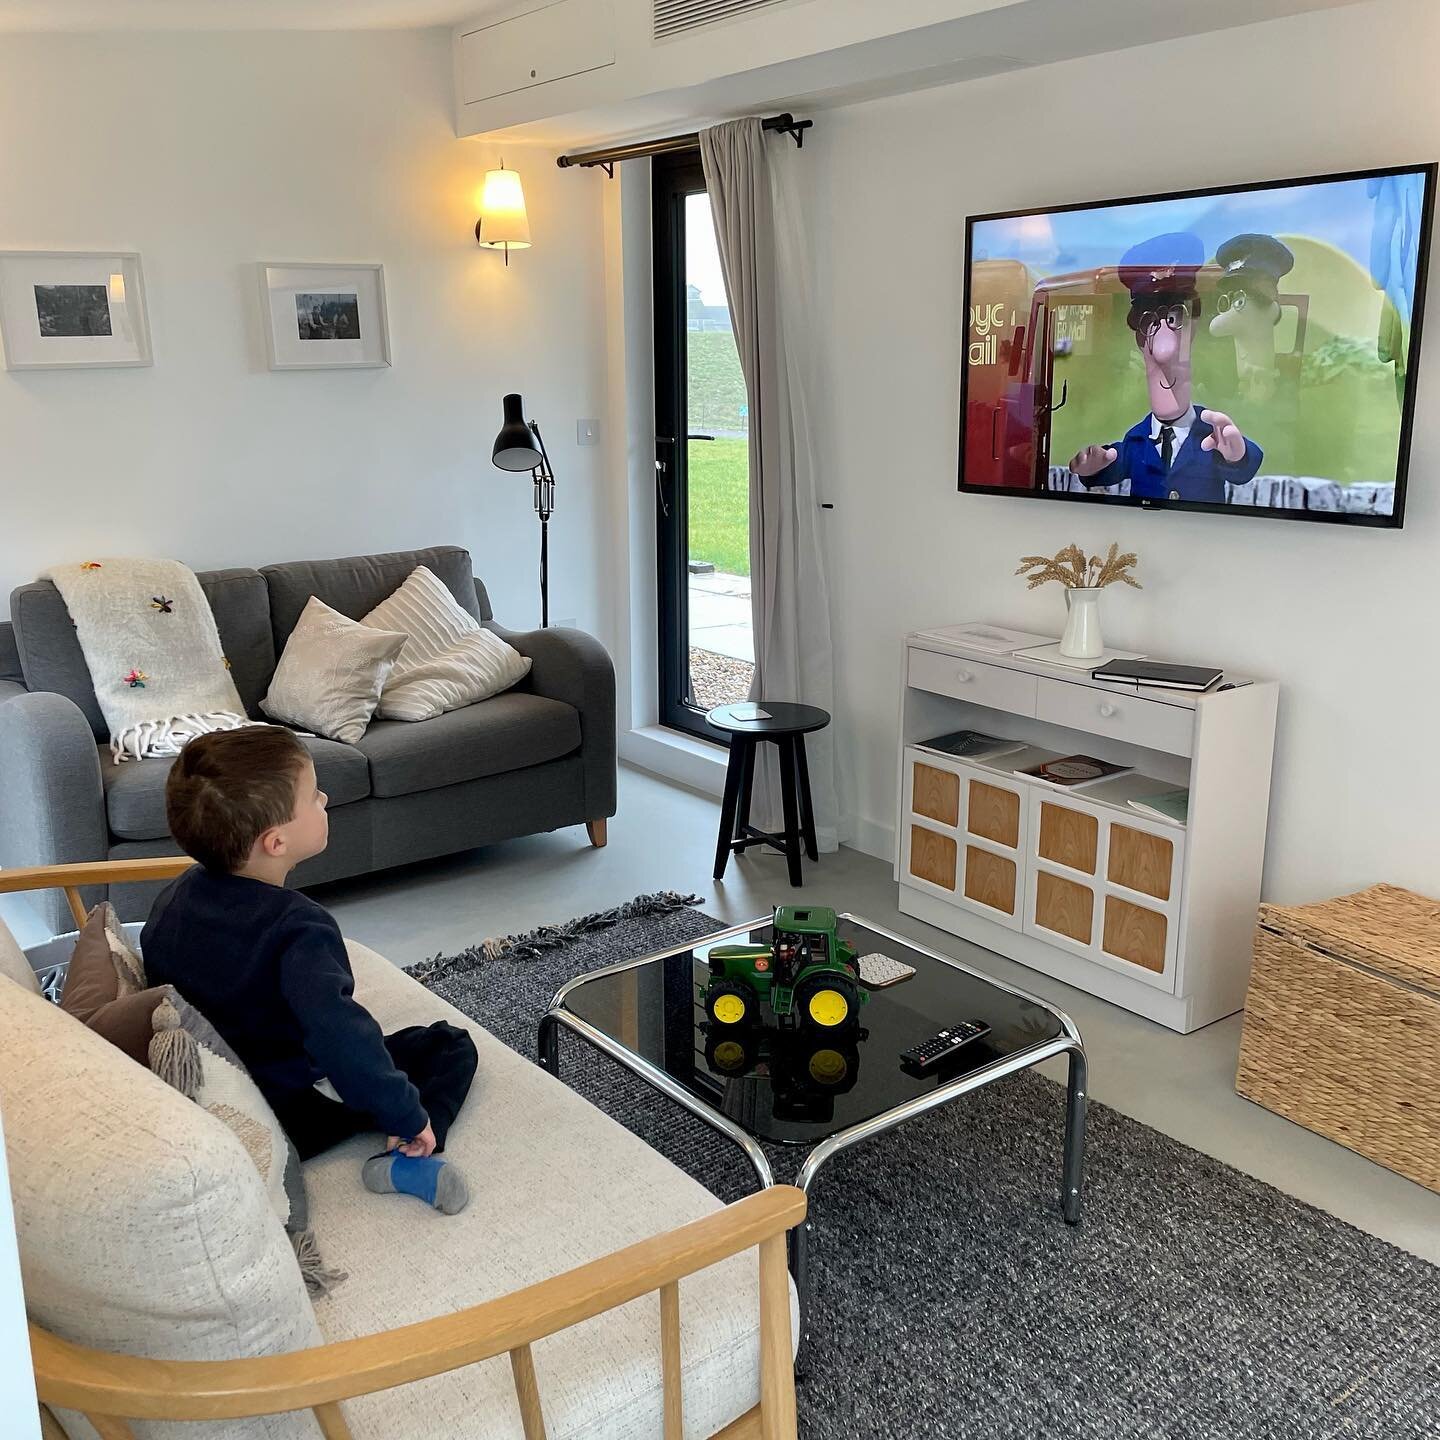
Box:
[528,420,555,521]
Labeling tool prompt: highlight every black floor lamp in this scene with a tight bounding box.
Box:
[492,393,555,628]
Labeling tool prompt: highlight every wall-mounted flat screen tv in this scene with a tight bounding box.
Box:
[959,164,1435,527]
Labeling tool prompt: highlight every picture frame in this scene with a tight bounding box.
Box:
[258,261,391,370]
[0,251,152,370]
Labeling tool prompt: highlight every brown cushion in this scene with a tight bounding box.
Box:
[60,903,157,1065]
[84,988,169,1066]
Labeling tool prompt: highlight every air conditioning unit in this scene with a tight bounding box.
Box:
[654,0,799,41]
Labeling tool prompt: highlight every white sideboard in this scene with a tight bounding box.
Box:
[894,630,1278,1033]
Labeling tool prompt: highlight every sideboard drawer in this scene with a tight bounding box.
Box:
[907,648,1038,715]
[1035,678,1194,757]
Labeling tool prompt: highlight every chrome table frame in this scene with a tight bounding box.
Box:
[537,912,1087,1351]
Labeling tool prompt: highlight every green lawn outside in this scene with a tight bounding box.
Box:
[688,330,748,432]
[687,436,750,577]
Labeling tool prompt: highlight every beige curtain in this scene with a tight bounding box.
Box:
[700,118,838,849]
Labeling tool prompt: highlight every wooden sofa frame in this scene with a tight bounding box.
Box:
[3,859,805,1440]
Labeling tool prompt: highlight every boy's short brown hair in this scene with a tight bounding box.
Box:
[165,726,309,873]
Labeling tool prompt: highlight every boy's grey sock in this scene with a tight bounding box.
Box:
[362,1152,469,1215]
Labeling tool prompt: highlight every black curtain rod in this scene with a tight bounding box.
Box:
[556,112,812,175]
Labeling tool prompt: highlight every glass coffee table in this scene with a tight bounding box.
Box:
[538,913,1087,1345]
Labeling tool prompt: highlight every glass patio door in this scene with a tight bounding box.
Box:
[653,151,754,738]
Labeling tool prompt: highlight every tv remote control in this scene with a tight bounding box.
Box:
[900,1020,991,1071]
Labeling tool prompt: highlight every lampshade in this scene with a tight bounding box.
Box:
[493,393,543,471]
[476,166,532,252]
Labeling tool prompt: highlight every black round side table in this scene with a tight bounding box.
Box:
[706,701,830,887]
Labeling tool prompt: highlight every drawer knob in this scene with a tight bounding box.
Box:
[1098,702,1117,718]
[956,668,974,683]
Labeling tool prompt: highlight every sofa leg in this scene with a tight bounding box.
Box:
[586,819,608,849]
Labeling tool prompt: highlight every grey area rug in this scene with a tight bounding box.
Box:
[412,897,1440,1440]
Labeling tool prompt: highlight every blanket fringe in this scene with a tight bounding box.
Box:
[409,890,703,985]
[112,710,259,764]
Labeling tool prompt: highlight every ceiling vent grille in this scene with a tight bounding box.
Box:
[655,0,792,41]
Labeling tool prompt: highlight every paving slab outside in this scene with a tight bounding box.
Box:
[688,569,753,710]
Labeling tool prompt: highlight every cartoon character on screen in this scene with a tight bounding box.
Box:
[1209,232,1295,404]
[1068,232,1263,504]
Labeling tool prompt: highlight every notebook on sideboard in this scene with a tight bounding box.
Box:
[1091,659,1223,692]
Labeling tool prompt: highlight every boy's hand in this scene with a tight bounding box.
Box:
[388,1123,437,1158]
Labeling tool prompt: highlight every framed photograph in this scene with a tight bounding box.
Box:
[258,262,390,370]
[0,251,152,369]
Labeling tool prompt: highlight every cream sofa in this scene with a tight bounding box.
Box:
[0,860,803,1440]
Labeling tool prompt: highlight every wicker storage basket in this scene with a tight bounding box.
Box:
[1237,883,1440,1193]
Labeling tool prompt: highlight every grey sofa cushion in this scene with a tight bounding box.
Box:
[0,621,22,685]
[354,693,580,798]
[261,547,480,655]
[11,569,275,739]
[201,571,277,718]
[102,734,371,841]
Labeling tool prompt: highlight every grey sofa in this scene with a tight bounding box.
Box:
[0,545,616,932]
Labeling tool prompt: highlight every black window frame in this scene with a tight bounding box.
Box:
[652,148,717,741]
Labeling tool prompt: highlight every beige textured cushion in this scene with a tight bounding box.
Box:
[304,941,790,1439]
[0,980,322,1440]
[361,565,531,722]
[261,597,406,744]
[149,990,322,1269]
[0,914,39,994]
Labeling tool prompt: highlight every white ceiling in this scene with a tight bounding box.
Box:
[0,0,495,30]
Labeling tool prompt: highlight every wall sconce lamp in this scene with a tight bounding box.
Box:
[475,161,531,266]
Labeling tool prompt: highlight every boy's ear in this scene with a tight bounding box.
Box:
[256,825,288,859]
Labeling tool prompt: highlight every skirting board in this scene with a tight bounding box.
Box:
[897,885,1236,1034]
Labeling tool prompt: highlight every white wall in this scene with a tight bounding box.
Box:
[0,30,612,636]
[798,0,1440,902]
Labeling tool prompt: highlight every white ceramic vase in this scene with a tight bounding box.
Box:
[1060,586,1103,660]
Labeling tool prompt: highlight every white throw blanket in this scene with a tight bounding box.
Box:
[45,558,255,763]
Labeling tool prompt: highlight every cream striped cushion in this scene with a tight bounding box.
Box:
[362,566,531,722]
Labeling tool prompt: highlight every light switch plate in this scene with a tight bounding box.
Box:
[577,418,600,446]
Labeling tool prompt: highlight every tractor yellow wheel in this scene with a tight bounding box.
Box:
[712,1039,748,1071]
[712,992,749,1026]
[808,1047,849,1085]
[806,988,850,1028]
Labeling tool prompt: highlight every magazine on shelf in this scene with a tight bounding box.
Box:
[916,729,1025,762]
[1127,789,1190,825]
[911,622,1055,655]
[1017,754,1133,790]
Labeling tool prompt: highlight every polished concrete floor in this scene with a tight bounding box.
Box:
[319,762,1440,1267]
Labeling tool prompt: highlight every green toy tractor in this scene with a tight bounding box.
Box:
[703,905,866,1034]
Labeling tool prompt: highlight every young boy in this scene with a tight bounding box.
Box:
[142,725,477,1215]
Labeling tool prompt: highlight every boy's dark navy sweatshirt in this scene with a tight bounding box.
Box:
[142,866,428,1140]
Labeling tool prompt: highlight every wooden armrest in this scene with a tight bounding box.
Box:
[0,857,195,897]
[32,1185,808,1423]
[0,857,194,928]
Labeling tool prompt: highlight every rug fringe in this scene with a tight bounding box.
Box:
[409,890,703,985]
